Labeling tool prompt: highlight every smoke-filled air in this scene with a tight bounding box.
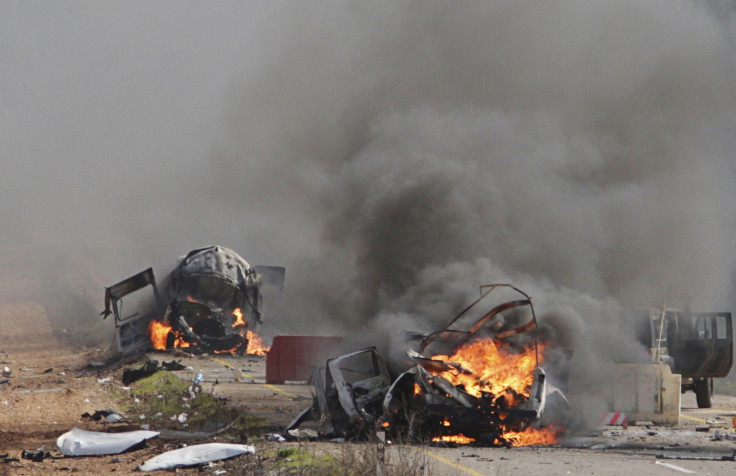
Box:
[2,1,736,428]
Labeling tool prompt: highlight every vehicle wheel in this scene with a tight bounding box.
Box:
[695,378,712,408]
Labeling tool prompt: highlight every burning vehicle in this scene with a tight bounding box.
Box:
[102,245,284,355]
[287,347,393,439]
[289,284,564,447]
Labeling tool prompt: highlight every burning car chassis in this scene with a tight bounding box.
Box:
[289,284,562,447]
[102,246,283,355]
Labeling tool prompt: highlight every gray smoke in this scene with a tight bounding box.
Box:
[210,2,736,325]
[207,1,736,428]
[3,2,736,427]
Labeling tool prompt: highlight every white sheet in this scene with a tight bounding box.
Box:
[138,443,255,471]
[56,427,160,456]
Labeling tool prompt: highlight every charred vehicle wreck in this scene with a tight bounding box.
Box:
[102,245,284,355]
[288,284,564,447]
[287,347,393,439]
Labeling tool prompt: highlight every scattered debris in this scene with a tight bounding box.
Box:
[56,427,159,456]
[81,409,127,423]
[713,430,736,441]
[656,451,736,462]
[137,443,255,472]
[122,360,186,385]
[21,449,51,462]
[287,428,319,440]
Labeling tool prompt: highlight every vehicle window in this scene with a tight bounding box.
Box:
[692,315,713,339]
[117,287,157,322]
[716,315,728,340]
[336,352,380,384]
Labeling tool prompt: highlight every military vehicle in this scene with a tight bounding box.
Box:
[640,308,733,408]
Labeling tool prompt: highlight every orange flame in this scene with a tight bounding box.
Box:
[432,434,475,444]
[431,338,540,400]
[148,319,172,350]
[427,337,559,446]
[504,426,561,446]
[245,330,270,355]
[147,319,191,350]
[232,308,246,327]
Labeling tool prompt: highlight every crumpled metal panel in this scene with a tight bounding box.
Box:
[176,246,259,288]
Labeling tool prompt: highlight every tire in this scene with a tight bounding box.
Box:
[695,378,712,408]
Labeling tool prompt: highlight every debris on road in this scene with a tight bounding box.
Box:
[713,430,736,441]
[81,409,127,423]
[21,449,54,462]
[122,359,186,385]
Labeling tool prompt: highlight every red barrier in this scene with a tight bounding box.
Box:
[266,335,345,384]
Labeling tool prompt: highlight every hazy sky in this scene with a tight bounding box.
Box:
[3,2,736,353]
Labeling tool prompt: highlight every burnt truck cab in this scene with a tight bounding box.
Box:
[641,308,733,408]
[102,245,284,354]
[161,246,264,353]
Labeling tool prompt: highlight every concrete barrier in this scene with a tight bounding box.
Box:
[606,363,681,426]
[266,335,344,384]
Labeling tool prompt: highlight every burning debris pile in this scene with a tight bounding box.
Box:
[148,308,270,356]
[288,284,566,447]
[102,246,282,356]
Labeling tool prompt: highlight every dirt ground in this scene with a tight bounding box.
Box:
[1,274,736,474]
[0,300,142,474]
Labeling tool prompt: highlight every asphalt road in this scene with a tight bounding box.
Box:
[160,351,736,476]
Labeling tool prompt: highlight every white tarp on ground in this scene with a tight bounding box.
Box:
[138,443,256,472]
[56,427,160,456]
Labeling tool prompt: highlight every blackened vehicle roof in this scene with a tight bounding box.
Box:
[175,245,256,288]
